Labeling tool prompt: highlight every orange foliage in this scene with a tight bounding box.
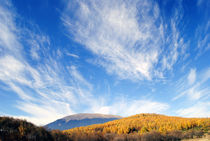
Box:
[64,113,210,136]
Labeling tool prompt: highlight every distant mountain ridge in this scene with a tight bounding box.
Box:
[45,113,122,130]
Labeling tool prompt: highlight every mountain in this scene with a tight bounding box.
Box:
[45,113,122,130]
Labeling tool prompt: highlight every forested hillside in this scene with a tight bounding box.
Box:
[65,113,209,134]
[64,113,210,140]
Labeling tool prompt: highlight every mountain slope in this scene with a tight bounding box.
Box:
[45,113,122,130]
[64,113,210,135]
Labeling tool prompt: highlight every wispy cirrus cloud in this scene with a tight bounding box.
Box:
[195,21,210,58]
[188,68,196,85]
[194,0,210,59]
[173,67,210,101]
[62,0,188,81]
[176,102,210,117]
[66,52,79,59]
[2,0,208,126]
[0,1,82,125]
[27,32,50,61]
[0,1,21,56]
[92,98,169,116]
[0,1,169,125]
[174,67,210,117]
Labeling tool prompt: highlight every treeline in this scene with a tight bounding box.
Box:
[64,113,210,135]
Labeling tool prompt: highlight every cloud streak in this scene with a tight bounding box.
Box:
[188,68,196,85]
[0,1,170,125]
[62,0,188,81]
[0,1,80,125]
[174,67,210,117]
[173,67,210,101]
[176,102,210,117]
[92,99,169,116]
[1,0,208,126]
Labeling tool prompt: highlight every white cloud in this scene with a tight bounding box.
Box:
[30,40,40,60]
[12,116,58,126]
[173,68,210,118]
[173,68,210,101]
[91,98,169,117]
[0,57,77,125]
[63,0,180,81]
[195,20,210,59]
[0,55,24,75]
[176,102,210,117]
[0,1,89,125]
[0,1,21,54]
[201,67,210,82]
[0,33,100,125]
[0,56,95,125]
[66,52,79,58]
[188,68,196,85]
[161,20,186,71]
[69,66,92,90]
[0,56,32,87]
[8,82,34,101]
[16,101,74,125]
[62,0,188,81]
[1,0,206,126]
[27,31,50,60]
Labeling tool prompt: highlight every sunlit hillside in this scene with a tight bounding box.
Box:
[64,113,210,135]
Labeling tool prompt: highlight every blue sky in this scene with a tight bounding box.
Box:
[0,0,209,125]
